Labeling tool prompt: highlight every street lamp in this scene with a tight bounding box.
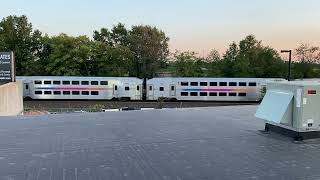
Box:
[281,50,292,81]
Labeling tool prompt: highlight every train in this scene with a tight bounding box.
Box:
[17,76,286,101]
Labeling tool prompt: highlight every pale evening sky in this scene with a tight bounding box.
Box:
[1,0,320,56]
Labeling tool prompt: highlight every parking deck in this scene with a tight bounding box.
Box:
[1,106,320,179]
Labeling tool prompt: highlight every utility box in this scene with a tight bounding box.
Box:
[255,81,320,140]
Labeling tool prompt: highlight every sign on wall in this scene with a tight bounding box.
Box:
[0,52,15,85]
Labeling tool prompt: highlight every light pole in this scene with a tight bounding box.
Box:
[281,50,292,81]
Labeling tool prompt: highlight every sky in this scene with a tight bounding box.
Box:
[1,0,320,56]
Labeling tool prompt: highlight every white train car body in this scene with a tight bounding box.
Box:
[147,78,284,101]
[17,76,143,100]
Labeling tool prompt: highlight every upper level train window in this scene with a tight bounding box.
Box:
[239,93,247,97]
[249,82,257,87]
[239,82,247,86]
[72,91,80,95]
[82,91,89,95]
[44,81,51,85]
[219,92,227,96]
[200,92,208,96]
[44,91,52,95]
[190,92,198,96]
[34,80,42,85]
[181,82,189,86]
[159,87,164,91]
[181,92,188,96]
[63,81,70,85]
[229,82,237,86]
[125,86,130,91]
[229,92,237,96]
[72,81,79,85]
[53,81,61,85]
[200,82,208,86]
[81,81,89,85]
[54,91,61,95]
[210,82,217,86]
[100,81,108,85]
[91,91,99,95]
[191,82,198,86]
[35,91,42,95]
[63,91,71,95]
[91,81,98,85]
[210,92,217,96]
[219,82,227,86]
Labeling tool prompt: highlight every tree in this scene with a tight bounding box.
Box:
[128,25,169,78]
[0,15,43,75]
[294,44,320,78]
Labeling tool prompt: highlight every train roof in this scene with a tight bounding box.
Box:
[17,76,142,81]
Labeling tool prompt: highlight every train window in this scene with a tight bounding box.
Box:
[239,82,247,86]
[219,92,227,96]
[63,81,70,85]
[115,85,118,91]
[81,81,89,85]
[239,93,247,97]
[219,82,227,86]
[53,91,61,95]
[91,81,99,85]
[63,91,71,95]
[63,81,71,85]
[200,92,208,96]
[200,82,208,86]
[190,92,198,96]
[35,91,42,95]
[149,86,152,91]
[249,82,257,87]
[25,84,29,90]
[137,86,140,91]
[209,92,217,96]
[72,91,80,95]
[34,80,42,85]
[91,91,99,95]
[82,91,89,95]
[72,81,79,85]
[53,81,61,85]
[229,82,237,86]
[181,82,188,86]
[229,92,237,96]
[44,91,52,95]
[101,81,108,85]
[125,86,130,91]
[159,87,164,91]
[171,86,175,91]
[191,82,198,86]
[181,92,188,96]
[210,82,217,86]
[44,81,51,85]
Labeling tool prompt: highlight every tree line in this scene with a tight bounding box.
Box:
[1,15,320,79]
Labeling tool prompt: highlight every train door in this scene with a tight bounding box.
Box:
[23,83,30,97]
[135,84,142,100]
[169,84,176,97]
[113,84,119,98]
[148,85,154,100]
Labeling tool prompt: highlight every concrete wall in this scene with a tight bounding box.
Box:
[0,81,23,116]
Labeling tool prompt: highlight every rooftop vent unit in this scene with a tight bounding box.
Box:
[255,81,320,140]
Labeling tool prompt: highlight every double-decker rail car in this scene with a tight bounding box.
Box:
[146,78,285,101]
[17,76,143,100]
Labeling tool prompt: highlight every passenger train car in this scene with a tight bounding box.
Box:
[147,78,281,101]
[17,76,143,100]
[17,76,285,101]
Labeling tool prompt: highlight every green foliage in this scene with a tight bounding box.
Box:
[1,15,320,79]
